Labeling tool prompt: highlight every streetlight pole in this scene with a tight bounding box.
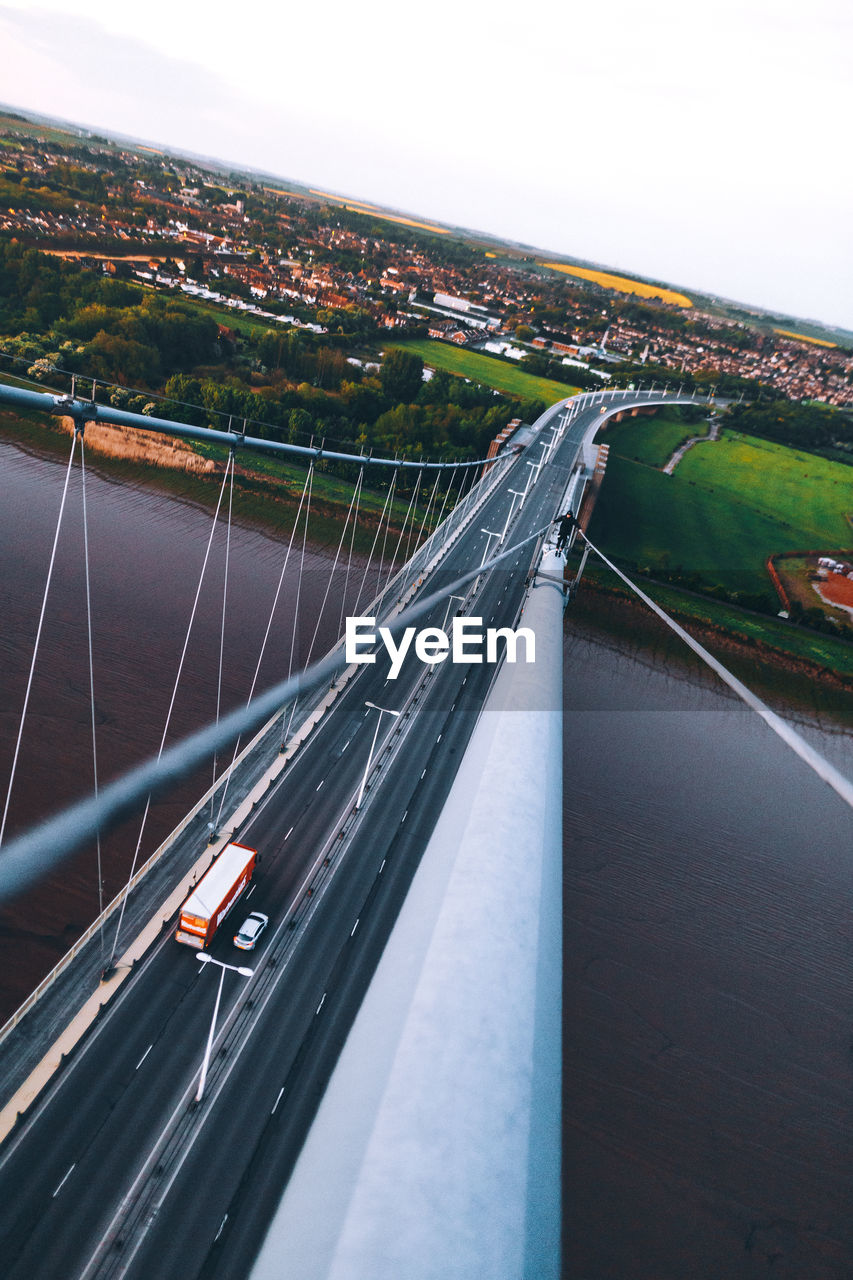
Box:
[356,700,400,810]
[501,490,521,542]
[441,593,465,633]
[479,528,501,569]
[195,953,253,1103]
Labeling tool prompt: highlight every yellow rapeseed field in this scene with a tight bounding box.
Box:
[774,328,837,348]
[310,189,380,211]
[309,190,450,235]
[542,262,693,307]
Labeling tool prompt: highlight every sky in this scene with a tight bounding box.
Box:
[1,0,851,330]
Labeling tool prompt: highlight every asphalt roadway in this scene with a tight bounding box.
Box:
[0,391,648,1279]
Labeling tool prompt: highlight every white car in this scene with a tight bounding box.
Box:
[233,911,269,950]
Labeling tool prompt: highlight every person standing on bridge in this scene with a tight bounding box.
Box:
[555,510,576,552]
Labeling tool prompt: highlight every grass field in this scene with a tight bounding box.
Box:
[600,411,695,469]
[541,262,693,308]
[392,340,578,405]
[588,429,852,601]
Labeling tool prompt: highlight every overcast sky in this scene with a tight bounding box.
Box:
[1,0,851,330]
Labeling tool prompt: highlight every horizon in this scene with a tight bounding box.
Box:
[0,0,850,331]
[3,95,850,342]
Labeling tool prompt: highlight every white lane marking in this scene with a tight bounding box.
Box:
[52,1163,76,1198]
[436,734,442,743]
[246,885,256,900]
[401,810,408,823]
[284,826,294,840]
[379,859,386,873]
[214,1214,228,1242]
[350,918,360,937]
[316,779,324,791]
[420,769,426,779]
[316,992,327,1015]
[450,703,456,711]
[135,1044,153,1071]
[341,739,351,752]
[272,1087,284,1115]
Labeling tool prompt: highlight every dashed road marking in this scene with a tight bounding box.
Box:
[52,1164,76,1198]
[135,1044,152,1071]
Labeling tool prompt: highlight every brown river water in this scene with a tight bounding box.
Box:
[0,433,376,1012]
[3,431,853,1276]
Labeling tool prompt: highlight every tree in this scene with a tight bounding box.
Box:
[380,348,424,403]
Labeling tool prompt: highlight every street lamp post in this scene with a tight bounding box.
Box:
[356,700,400,810]
[501,490,521,542]
[479,528,501,569]
[441,593,466,633]
[195,953,253,1103]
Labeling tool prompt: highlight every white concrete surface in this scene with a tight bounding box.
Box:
[251,550,564,1280]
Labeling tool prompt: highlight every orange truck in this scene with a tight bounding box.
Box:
[175,841,258,949]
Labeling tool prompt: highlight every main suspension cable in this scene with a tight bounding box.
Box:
[0,430,78,851]
[578,532,853,813]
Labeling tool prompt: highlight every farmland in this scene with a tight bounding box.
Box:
[588,427,852,604]
[540,262,693,308]
[391,339,578,405]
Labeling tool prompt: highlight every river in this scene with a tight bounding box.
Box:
[562,607,853,1277]
[2,431,853,1275]
[0,431,378,1012]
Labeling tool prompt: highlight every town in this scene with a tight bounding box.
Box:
[1,111,851,420]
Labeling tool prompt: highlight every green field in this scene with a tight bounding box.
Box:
[600,411,696,469]
[392,339,578,405]
[588,428,852,602]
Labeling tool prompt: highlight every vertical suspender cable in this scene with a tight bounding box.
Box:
[281,463,315,749]
[208,453,235,830]
[384,469,422,589]
[306,467,364,666]
[79,434,105,955]
[337,469,364,640]
[432,464,457,544]
[401,468,424,568]
[0,431,78,851]
[353,471,397,617]
[108,461,232,966]
[213,462,315,832]
[414,469,441,553]
[375,469,398,588]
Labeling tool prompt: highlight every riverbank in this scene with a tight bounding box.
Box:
[566,567,853,729]
[0,407,423,551]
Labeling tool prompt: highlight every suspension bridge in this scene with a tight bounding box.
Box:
[0,378,847,1280]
